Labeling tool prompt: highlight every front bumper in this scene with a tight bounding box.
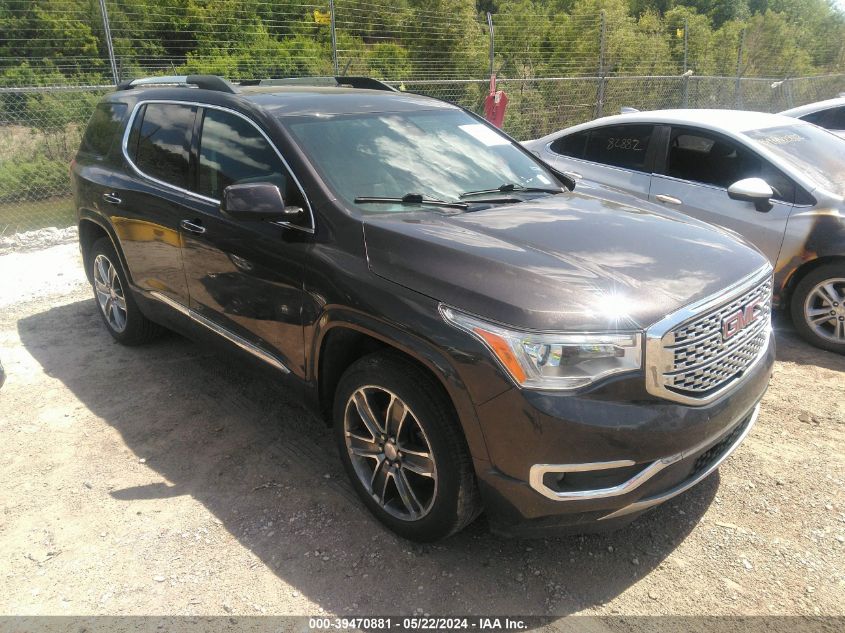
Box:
[473,336,774,538]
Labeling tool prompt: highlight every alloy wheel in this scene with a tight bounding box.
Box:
[803,277,845,344]
[343,386,438,521]
[93,253,128,333]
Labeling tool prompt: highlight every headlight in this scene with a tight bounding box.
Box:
[440,306,642,390]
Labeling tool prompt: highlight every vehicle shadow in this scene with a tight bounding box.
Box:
[18,299,717,617]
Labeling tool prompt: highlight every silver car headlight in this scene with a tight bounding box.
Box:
[440,306,642,390]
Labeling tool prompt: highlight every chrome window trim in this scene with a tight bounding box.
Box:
[149,291,290,374]
[643,263,773,406]
[121,99,316,234]
[529,401,760,502]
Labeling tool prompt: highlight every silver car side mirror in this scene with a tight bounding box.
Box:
[727,178,774,212]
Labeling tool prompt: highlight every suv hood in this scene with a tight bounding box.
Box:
[363,191,769,331]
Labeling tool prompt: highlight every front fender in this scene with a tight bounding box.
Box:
[310,305,494,463]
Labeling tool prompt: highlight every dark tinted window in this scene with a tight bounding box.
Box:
[132,103,196,189]
[668,128,794,202]
[800,106,845,130]
[79,103,127,157]
[584,124,653,170]
[198,108,288,201]
[549,130,589,159]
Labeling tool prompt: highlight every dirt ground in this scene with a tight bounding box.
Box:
[0,244,843,620]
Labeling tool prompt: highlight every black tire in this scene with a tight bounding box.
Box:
[89,237,161,346]
[333,351,481,541]
[790,263,845,354]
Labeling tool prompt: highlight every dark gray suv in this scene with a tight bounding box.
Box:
[72,75,774,540]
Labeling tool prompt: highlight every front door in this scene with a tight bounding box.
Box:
[179,105,311,378]
[650,126,794,264]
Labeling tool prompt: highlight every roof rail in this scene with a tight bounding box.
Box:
[116,74,237,94]
[251,76,397,92]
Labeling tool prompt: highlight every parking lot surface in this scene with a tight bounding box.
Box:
[0,244,843,617]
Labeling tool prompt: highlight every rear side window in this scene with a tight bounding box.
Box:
[129,103,196,189]
[79,103,127,158]
[197,108,287,200]
[800,106,845,131]
[584,124,654,171]
[549,130,589,159]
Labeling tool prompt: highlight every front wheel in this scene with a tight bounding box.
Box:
[790,264,845,354]
[333,352,481,541]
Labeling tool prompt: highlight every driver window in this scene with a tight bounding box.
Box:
[198,108,295,204]
[667,128,794,203]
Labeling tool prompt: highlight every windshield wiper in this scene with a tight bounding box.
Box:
[354,193,468,210]
[459,183,564,199]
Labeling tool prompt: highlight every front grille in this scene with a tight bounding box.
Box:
[646,270,772,404]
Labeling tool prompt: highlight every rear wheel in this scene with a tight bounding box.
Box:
[89,237,161,345]
[333,352,481,541]
[791,264,845,354]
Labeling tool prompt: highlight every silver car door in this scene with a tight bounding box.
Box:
[649,126,794,264]
[544,124,656,202]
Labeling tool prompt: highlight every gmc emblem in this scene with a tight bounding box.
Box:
[722,298,764,341]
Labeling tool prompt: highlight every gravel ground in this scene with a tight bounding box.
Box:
[0,244,843,620]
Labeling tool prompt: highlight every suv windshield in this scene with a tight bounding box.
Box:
[284,109,561,212]
[744,124,845,196]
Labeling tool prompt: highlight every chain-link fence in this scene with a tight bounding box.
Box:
[1,0,844,236]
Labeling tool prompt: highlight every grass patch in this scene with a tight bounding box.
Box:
[0,196,74,235]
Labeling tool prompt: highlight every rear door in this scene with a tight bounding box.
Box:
[178,105,311,377]
[649,126,794,264]
[114,101,197,306]
[544,123,657,201]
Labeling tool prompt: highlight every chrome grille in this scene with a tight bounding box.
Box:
[645,268,773,405]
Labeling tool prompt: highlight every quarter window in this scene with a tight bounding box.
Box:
[584,124,654,171]
[549,130,589,159]
[198,108,287,201]
[80,102,127,158]
[130,103,196,189]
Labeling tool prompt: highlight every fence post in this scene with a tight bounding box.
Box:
[682,17,689,107]
[486,12,494,79]
[97,0,119,85]
[329,0,339,75]
[597,10,607,118]
[735,28,745,109]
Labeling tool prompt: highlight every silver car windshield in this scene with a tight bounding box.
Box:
[744,124,845,197]
[284,110,561,212]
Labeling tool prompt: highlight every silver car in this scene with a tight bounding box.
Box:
[524,109,845,353]
[780,97,845,139]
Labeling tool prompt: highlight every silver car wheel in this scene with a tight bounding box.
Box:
[93,254,128,333]
[343,386,438,521]
[804,277,845,343]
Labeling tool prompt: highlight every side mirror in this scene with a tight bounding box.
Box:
[220,183,303,222]
[727,178,774,212]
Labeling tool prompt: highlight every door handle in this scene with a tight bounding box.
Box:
[180,219,207,235]
[102,192,122,205]
[655,194,682,205]
[563,171,582,180]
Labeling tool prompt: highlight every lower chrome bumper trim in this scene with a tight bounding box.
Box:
[528,402,760,503]
[599,402,760,520]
